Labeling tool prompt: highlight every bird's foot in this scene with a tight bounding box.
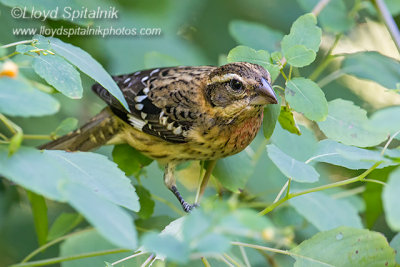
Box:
[170,185,198,213]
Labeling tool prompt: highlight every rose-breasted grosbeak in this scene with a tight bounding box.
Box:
[40,62,278,212]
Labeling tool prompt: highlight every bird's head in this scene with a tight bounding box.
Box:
[205,62,278,121]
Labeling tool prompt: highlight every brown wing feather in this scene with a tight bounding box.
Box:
[92,66,212,143]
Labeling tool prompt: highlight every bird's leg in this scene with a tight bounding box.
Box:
[164,163,196,213]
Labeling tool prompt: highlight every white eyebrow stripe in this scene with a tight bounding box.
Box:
[209,73,245,84]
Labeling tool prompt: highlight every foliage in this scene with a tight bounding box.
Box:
[0,0,400,266]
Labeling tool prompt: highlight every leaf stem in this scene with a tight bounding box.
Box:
[258,161,381,215]
[12,249,130,267]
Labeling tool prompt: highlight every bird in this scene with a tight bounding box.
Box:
[40,62,278,212]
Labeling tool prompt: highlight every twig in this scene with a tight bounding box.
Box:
[258,162,381,215]
[381,129,400,156]
[312,0,331,16]
[374,0,400,54]
[112,251,147,266]
[239,246,251,267]
[1,39,36,49]
[231,241,333,266]
[20,228,94,263]
[196,160,217,203]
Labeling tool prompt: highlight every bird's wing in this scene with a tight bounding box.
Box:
[92,67,207,143]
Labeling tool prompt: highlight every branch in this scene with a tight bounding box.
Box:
[374,0,400,54]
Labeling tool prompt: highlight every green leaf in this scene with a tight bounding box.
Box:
[141,232,188,263]
[27,191,48,246]
[227,45,280,81]
[383,167,400,231]
[144,51,181,68]
[37,36,130,111]
[0,77,59,117]
[271,123,318,161]
[8,131,23,156]
[289,192,362,231]
[266,144,319,183]
[195,233,231,254]
[370,106,400,140]
[311,140,395,170]
[112,144,153,177]
[48,212,83,241]
[390,233,400,264]
[317,99,387,147]
[278,106,301,135]
[32,54,83,99]
[285,78,328,121]
[182,209,211,241]
[60,230,133,267]
[291,226,396,266]
[298,0,354,33]
[212,150,255,192]
[46,150,139,211]
[229,20,284,52]
[342,51,400,89]
[0,146,139,249]
[281,13,322,67]
[263,92,281,139]
[135,185,155,219]
[62,182,137,249]
[52,117,78,137]
[283,45,316,67]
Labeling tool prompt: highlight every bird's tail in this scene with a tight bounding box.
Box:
[39,107,122,151]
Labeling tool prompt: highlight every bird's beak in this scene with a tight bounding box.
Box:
[250,78,278,105]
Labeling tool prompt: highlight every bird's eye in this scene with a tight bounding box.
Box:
[230,79,243,91]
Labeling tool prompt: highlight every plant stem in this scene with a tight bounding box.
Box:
[201,257,211,267]
[231,242,333,266]
[1,40,36,49]
[317,69,345,88]
[0,114,18,134]
[381,129,400,156]
[21,228,94,263]
[373,0,400,54]
[279,69,288,81]
[23,134,53,140]
[0,51,19,61]
[258,161,381,215]
[112,251,147,266]
[12,249,130,267]
[239,245,251,267]
[308,34,342,81]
